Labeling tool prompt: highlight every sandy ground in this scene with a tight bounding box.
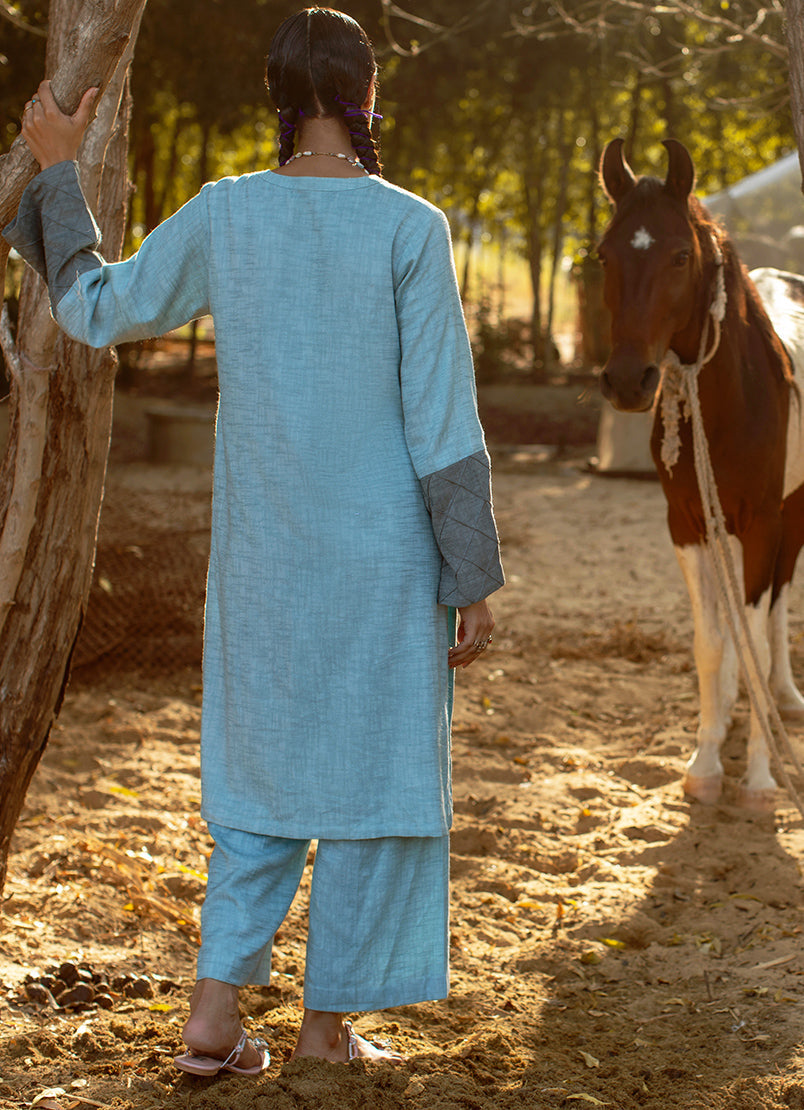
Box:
[4,382,804,1109]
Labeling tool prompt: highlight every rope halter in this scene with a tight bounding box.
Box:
[658,238,727,476]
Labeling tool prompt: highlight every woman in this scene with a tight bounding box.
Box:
[6,7,503,1075]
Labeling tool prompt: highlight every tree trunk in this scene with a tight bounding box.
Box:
[546,111,572,371]
[185,118,213,376]
[786,0,804,191]
[522,139,545,377]
[0,0,148,898]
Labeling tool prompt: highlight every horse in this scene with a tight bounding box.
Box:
[597,137,804,808]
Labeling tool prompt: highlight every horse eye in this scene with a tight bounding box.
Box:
[673,250,691,267]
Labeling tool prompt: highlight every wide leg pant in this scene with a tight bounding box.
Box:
[197,823,450,1012]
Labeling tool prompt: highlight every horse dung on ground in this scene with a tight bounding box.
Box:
[597,137,804,808]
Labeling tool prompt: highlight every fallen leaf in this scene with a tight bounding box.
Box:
[580,950,602,965]
[566,1095,608,1106]
[579,1050,600,1068]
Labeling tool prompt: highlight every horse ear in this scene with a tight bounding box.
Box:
[601,138,636,204]
[662,139,695,201]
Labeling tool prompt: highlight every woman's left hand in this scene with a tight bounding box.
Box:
[449,598,495,669]
[21,80,99,170]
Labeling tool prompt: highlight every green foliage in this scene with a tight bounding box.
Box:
[0,1,46,149]
[1,0,798,365]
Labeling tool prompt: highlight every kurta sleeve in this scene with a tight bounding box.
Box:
[3,160,211,349]
[394,206,503,605]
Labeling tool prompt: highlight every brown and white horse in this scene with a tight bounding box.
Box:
[598,138,804,807]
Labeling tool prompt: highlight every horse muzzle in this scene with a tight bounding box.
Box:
[600,352,660,413]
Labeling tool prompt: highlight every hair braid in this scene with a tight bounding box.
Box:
[277,106,300,166]
[340,106,382,176]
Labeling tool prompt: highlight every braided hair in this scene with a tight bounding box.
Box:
[265,7,382,175]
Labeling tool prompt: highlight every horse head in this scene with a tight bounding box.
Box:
[598,138,705,412]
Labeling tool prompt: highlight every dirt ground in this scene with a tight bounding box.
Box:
[4,375,804,1110]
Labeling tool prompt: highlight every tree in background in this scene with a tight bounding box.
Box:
[2,1,796,365]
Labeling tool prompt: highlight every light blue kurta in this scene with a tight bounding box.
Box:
[11,168,491,839]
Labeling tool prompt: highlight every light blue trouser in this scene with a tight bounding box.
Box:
[197,823,450,1012]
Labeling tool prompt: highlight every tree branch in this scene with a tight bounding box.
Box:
[0,0,47,37]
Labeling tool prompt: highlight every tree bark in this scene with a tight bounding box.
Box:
[522,136,545,376]
[786,0,804,190]
[546,109,572,370]
[0,0,147,897]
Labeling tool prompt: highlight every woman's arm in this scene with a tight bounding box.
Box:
[5,82,212,348]
[394,206,504,663]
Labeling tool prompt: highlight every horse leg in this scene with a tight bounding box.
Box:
[675,541,736,804]
[769,482,804,718]
[769,585,804,717]
[739,515,783,806]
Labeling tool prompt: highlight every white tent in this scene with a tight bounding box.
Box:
[704,151,804,272]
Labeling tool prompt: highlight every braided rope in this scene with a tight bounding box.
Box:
[658,248,804,815]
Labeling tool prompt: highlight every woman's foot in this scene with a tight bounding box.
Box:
[180,978,264,1071]
[292,1009,404,1063]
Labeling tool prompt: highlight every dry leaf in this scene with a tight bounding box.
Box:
[566,1095,608,1106]
[579,1050,600,1068]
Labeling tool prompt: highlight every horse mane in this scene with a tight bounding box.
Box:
[687,193,796,389]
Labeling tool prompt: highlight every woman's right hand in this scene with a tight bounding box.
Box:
[21,80,98,170]
[448,598,495,669]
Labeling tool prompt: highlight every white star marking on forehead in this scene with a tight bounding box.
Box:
[631,226,654,250]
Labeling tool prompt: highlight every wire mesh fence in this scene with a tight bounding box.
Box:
[72,482,212,680]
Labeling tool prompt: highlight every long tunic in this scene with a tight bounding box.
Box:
[4,162,503,840]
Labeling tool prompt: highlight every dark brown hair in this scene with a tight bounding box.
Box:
[265,7,381,175]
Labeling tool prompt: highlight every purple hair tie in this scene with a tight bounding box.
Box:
[334,94,382,122]
[345,107,383,121]
[278,111,296,137]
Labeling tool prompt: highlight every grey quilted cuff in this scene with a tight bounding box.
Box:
[3,160,103,304]
[420,451,504,607]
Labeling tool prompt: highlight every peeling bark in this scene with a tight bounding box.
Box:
[0,0,147,896]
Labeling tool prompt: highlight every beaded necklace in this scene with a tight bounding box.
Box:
[286,150,369,175]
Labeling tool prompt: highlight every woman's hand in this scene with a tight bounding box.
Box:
[21,80,98,170]
[448,598,495,669]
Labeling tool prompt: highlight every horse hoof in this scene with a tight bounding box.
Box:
[738,786,779,812]
[683,773,722,805]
